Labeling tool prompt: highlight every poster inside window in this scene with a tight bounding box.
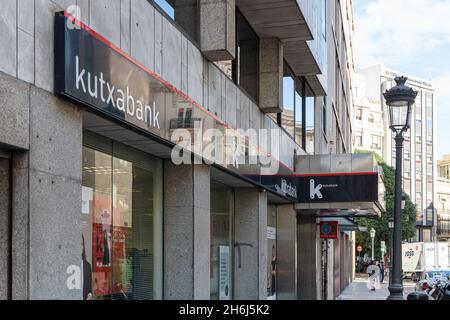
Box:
[81,132,163,300]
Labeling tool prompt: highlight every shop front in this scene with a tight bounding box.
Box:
[294,154,385,300]
[53,10,293,300]
[81,131,163,300]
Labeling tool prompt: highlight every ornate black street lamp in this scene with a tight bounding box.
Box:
[384,76,418,300]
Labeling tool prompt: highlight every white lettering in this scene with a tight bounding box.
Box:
[153,102,160,129]
[99,73,106,102]
[203,129,223,165]
[126,87,135,116]
[106,83,115,107]
[66,265,81,290]
[310,179,323,200]
[170,129,192,165]
[73,55,161,130]
[145,104,152,125]
[87,72,98,98]
[116,89,125,111]
[136,101,144,121]
[75,56,86,93]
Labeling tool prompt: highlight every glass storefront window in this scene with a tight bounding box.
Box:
[267,205,277,300]
[210,182,234,300]
[82,132,163,300]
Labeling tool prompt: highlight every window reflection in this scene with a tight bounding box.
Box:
[82,132,163,300]
[210,182,234,300]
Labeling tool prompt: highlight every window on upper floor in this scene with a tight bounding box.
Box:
[368,113,375,123]
[417,167,423,178]
[405,151,411,160]
[155,0,174,18]
[282,72,296,139]
[405,168,411,179]
[416,192,423,203]
[305,84,315,155]
[416,90,422,108]
[426,92,433,109]
[416,119,422,133]
[279,69,315,153]
[416,152,422,162]
[356,108,362,121]
[371,135,381,150]
[416,135,422,144]
[153,0,199,43]
[356,134,363,147]
[232,10,260,102]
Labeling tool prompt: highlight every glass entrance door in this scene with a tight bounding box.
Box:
[210,182,234,300]
[82,132,163,300]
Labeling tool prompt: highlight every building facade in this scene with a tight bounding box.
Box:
[437,155,450,241]
[353,72,385,156]
[0,0,365,301]
[360,65,437,242]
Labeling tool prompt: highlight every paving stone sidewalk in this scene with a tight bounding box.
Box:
[337,274,416,300]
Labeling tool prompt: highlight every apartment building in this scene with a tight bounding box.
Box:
[353,72,385,155]
[437,155,450,241]
[360,65,437,242]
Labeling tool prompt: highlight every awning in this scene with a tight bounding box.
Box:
[294,153,385,218]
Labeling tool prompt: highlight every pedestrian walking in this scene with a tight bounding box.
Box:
[366,261,380,291]
[379,260,385,283]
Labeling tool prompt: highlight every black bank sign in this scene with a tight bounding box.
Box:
[55,12,161,135]
[249,173,378,203]
[297,173,379,203]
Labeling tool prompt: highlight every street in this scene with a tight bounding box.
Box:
[337,274,416,300]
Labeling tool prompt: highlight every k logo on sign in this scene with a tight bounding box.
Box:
[310,179,323,200]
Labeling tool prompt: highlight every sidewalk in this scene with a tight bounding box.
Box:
[337,274,416,300]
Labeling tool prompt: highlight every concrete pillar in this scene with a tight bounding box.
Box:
[9,85,83,300]
[0,71,29,150]
[277,205,297,300]
[11,152,29,300]
[164,161,210,300]
[0,157,10,300]
[297,214,318,300]
[234,188,267,300]
[200,0,236,61]
[28,87,83,300]
[259,39,283,113]
[0,71,82,300]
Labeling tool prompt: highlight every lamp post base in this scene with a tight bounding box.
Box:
[387,284,404,300]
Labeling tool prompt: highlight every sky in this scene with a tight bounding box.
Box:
[354,0,450,160]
